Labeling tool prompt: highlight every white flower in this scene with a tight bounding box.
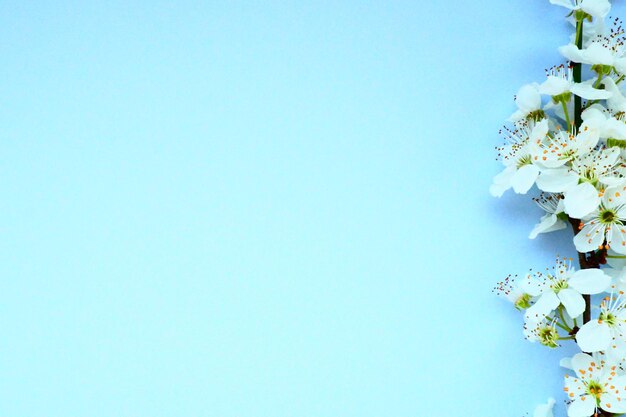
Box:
[576,287,626,359]
[490,122,546,197]
[602,78,626,115]
[539,65,613,100]
[531,126,598,169]
[563,353,626,417]
[523,258,610,321]
[534,398,555,417]
[537,147,621,218]
[580,105,626,141]
[510,83,543,122]
[494,275,532,310]
[530,194,568,239]
[574,183,626,253]
[560,35,626,74]
[550,0,611,19]
[524,316,562,347]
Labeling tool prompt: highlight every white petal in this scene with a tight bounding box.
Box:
[512,164,540,194]
[583,42,615,66]
[600,392,626,414]
[560,43,586,63]
[568,269,611,294]
[615,57,626,75]
[604,146,621,167]
[525,291,560,322]
[534,398,555,417]
[539,76,571,96]
[490,166,516,197]
[519,274,544,296]
[558,288,586,318]
[567,397,595,417]
[564,183,601,219]
[576,320,612,352]
[560,357,573,370]
[565,376,586,397]
[550,0,574,9]
[603,118,626,139]
[608,224,626,254]
[574,222,606,253]
[603,77,626,112]
[581,0,611,19]
[529,214,567,239]
[536,168,579,193]
[571,82,613,100]
[516,84,542,113]
[603,183,626,206]
[571,352,595,376]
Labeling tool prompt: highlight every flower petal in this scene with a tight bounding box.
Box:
[574,222,606,253]
[534,398,555,417]
[608,224,626,254]
[536,168,579,193]
[490,166,516,197]
[558,288,586,318]
[512,164,540,194]
[525,291,560,322]
[571,352,595,376]
[581,0,611,19]
[568,269,611,294]
[600,392,626,414]
[560,43,586,63]
[571,81,613,100]
[564,182,601,219]
[567,397,595,417]
[550,0,574,9]
[529,214,567,239]
[576,320,612,352]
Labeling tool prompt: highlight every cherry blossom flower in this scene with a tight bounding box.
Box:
[575,287,626,359]
[524,316,562,347]
[550,0,611,20]
[510,83,544,123]
[536,147,621,218]
[494,275,532,310]
[529,194,568,239]
[539,65,613,101]
[563,352,626,417]
[490,122,547,196]
[574,183,626,253]
[522,258,610,321]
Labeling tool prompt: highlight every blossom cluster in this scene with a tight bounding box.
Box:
[491,1,626,416]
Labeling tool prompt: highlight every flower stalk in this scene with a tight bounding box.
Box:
[490,1,626,415]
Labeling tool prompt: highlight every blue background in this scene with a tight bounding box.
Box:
[0,1,617,416]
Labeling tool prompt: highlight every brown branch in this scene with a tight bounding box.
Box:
[568,217,602,324]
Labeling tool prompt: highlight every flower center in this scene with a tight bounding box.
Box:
[538,326,559,348]
[599,312,616,326]
[600,209,617,224]
[514,293,531,310]
[516,155,532,169]
[551,279,568,293]
[587,380,604,400]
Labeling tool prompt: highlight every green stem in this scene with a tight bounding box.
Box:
[561,99,572,127]
[574,18,583,130]
[593,72,604,88]
[557,306,573,332]
[555,321,571,332]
